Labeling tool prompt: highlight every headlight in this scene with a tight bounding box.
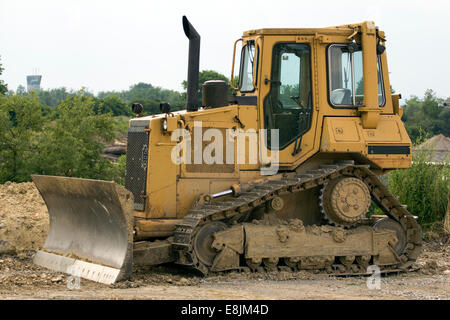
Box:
[162,118,168,131]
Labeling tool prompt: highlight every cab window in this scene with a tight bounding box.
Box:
[263,43,312,150]
[239,41,258,92]
[328,44,385,107]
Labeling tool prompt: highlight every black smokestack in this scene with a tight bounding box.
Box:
[182,16,200,112]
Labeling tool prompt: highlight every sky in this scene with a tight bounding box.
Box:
[1,0,449,100]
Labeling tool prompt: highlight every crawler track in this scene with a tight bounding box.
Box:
[173,161,423,275]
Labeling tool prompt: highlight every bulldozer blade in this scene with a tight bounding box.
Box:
[31,175,134,285]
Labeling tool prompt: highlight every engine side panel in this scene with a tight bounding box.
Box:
[320,115,412,169]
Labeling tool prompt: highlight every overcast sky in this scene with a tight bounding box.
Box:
[1,0,449,100]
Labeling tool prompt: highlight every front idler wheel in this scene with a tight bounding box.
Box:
[193,221,228,267]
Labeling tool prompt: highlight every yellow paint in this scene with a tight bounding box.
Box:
[321,115,411,166]
[131,21,412,236]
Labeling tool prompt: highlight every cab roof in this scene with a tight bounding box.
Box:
[242,21,382,37]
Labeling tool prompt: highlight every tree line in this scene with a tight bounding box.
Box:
[402,89,450,145]
[8,70,235,117]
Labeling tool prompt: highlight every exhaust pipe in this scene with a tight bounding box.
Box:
[182,16,200,112]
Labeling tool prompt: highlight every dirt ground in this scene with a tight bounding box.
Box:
[0,182,448,300]
[0,182,48,254]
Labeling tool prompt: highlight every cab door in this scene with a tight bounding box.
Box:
[258,36,319,169]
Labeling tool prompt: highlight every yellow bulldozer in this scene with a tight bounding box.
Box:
[31,16,422,284]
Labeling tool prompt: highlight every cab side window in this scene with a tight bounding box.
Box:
[239,41,258,92]
[328,44,385,107]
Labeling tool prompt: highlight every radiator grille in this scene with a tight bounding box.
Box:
[125,126,149,211]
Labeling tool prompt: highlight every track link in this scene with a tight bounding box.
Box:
[172,161,423,275]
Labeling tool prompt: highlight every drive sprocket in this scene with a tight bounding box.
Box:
[320,176,371,227]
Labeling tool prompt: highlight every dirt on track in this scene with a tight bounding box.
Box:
[0,182,449,300]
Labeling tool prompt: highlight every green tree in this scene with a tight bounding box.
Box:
[111,154,127,185]
[37,87,93,108]
[422,89,442,119]
[0,56,8,95]
[406,125,431,146]
[281,84,300,101]
[435,107,450,137]
[355,82,394,98]
[0,94,45,182]
[31,92,117,180]
[356,79,364,96]
[93,95,131,116]
[98,82,184,108]
[16,85,26,96]
[402,90,448,145]
[182,70,233,107]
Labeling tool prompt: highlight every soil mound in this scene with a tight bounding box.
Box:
[0,182,49,253]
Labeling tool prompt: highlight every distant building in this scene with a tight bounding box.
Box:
[26,75,42,91]
[415,134,450,164]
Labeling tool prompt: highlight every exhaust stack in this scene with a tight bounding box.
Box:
[182,16,200,112]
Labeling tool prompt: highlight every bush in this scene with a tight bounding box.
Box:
[31,93,116,180]
[388,151,449,228]
[0,93,46,182]
[112,155,127,186]
[0,91,123,183]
